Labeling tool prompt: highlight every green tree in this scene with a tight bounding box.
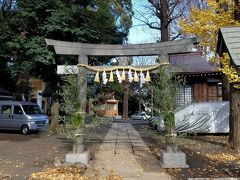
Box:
[0,0,133,94]
[0,0,17,91]
[150,66,180,150]
[151,66,179,130]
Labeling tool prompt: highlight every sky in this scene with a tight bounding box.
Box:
[127,0,159,65]
[128,0,160,44]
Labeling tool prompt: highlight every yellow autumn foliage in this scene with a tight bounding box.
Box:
[180,0,240,89]
[220,53,240,89]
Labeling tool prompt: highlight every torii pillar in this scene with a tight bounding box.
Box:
[45,38,200,122]
[78,55,88,125]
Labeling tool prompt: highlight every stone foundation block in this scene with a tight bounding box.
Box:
[160,150,189,168]
[65,150,90,166]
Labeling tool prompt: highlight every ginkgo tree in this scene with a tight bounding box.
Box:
[181,0,239,53]
[181,0,240,89]
[180,0,240,151]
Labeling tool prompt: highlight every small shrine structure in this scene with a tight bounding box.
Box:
[98,98,119,117]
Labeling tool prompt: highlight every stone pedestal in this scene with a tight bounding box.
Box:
[65,151,90,166]
[160,150,189,168]
[65,133,90,166]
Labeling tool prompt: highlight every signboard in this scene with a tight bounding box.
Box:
[57,65,78,74]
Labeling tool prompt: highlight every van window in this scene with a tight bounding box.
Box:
[1,105,11,114]
[22,105,43,115]
[13,106,23,114]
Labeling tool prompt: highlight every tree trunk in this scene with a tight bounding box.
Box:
[222,74,230,101]
[151,88,154,117]
[229,85,240,151]
[234,0,240,20]
[16,72,29,100]
[120,57,129,120]
[228,0,240,151]
[139,88,142,112]
[50,96,59,128]
[160,0,170,42]
[122,77,129,120]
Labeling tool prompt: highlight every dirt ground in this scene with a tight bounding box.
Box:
[0,120,239,180]
[0,120,112,180]
[133,123,240,180]
[0,129,70,179]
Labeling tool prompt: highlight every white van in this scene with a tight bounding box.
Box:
[0,101,49,135]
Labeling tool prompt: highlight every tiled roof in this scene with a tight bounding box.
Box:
[217,27,240,68]
[170,52,219,73]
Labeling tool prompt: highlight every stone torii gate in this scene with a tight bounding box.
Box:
[45,38,200,120]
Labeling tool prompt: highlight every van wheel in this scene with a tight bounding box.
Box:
[21,125,30,135]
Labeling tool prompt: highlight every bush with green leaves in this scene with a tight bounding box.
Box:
[60,74,79,114]
[70,113,83,129]
[59,72,83,127]
[151,66,181,132]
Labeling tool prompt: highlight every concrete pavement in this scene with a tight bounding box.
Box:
[85,122,171,180]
